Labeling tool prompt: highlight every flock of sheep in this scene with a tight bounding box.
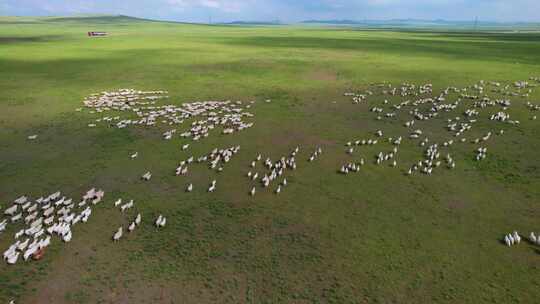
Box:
[342,77,539,179]
[504,231,540,247]
[246,147,299,196]
[5,77,539,265]
[83,89,255,141]
[82,89,303,197]
[344,77,540,248]
[0,187,172,264]
[2,189,104,264]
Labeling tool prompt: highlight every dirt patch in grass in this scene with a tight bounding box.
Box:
[447,200,468,211]
[266,129,338,150]
[306,69,338,82]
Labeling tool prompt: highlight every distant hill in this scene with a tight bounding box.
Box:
[0,15,204,26]
[3,15,539,29]
[218,21,282,26]
[302,19,362,25]
[301,19,540,28]
[0,15,160,25]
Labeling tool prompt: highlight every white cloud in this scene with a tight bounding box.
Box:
[166,0,247,12]
[199,0,220,8]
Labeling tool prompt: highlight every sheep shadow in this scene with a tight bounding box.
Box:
[497,237,540,254]
[525,239,540,254]
[497,235,525,246]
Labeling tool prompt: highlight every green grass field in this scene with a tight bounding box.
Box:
[1,15,540,303]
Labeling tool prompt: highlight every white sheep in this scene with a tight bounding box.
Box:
[142,172,152,181]
[11,213,22,223]
[4,205,18,215]
[0,220,7,233]
[155,215,166,227]
[113,227,123,241]
[6,252,20,265]
[513,231,521,244]
[120,200,134,212]
[63,230,72,242]
[529,232,537,243]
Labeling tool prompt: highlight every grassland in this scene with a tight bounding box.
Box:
[1,15,540,303]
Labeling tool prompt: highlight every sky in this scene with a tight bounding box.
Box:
[1,0,540,23]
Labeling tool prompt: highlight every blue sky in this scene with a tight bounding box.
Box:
[2,0,539,23]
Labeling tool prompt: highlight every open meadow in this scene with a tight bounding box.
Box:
[1,15,540,303]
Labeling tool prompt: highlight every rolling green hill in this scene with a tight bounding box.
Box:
[46,15,155,23]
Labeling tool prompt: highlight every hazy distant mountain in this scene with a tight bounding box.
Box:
[302,19,364,25]
[3,15,538,28]
[218,21,282,26]
[301,19,540,27]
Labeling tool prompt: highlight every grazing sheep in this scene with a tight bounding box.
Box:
[4,205,18,216]
[3,244,18,260]
[113,227,123,241]
[505,233,515,246]
[17,238,30,251]
[208,180,216,192]
[529,232,537,243]
[6,252,20,265]
[23,245,37,261]
[155,215,166,227]
[142,172,152,181]
[0,220,7,233]
[11,213,22,223]
[120,200,134,212]
[63,230,72,242]
[128,222,136,232]
[513,231,521,244]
